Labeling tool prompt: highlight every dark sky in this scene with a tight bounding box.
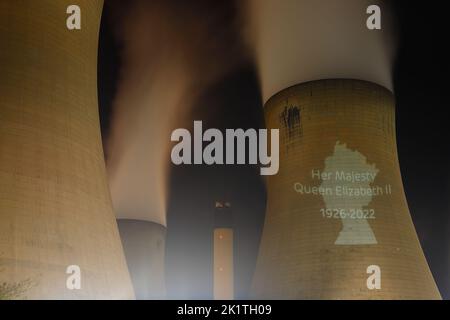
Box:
[98,1,450,299]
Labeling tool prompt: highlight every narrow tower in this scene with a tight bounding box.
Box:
[117,220,166,299]
[0,0,134,299]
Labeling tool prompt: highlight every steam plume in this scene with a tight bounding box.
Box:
[244,0,397,103]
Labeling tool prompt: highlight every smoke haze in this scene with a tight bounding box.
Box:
[245,0,397,103]
[105,0,245,225]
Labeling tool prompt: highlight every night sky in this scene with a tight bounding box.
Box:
[98,1,450,299]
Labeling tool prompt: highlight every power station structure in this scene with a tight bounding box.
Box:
[0,0,134,299]
[250,0,441,299]
[104,0,174,300]
[0,0,442,300]
[252,79,441,299]
[117,220,166,299]
[213,201,234,300]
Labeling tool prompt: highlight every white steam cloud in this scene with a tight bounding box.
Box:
[244,0,397,103]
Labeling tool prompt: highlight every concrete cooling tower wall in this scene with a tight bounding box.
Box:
[251,79,441,299]
[247,0,396,103]
[0,0,134,299]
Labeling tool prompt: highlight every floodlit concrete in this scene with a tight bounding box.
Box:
[118,220,166,299]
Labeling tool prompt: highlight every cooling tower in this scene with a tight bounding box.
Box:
[213,202,234,300]
[117,220,166,299]
[0,0,134,299]
[249,0,441,299]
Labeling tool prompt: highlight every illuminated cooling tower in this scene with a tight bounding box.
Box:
[0,0,134,299]
[249,0,441,299]
[252,79,441,299]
